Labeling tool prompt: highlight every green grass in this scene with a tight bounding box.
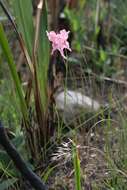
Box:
[72,141,82,190]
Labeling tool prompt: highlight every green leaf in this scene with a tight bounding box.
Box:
[0,150,10,166]
[0,24,28,123]
[37,0,50,111]
[100,49,107,62]
[95,25,100,36]
[12,0,34,57]
[0,178,17,190]
[43,165,57,183]
[12,135,24,148]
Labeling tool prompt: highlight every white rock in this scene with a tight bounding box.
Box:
[54,90,100,122]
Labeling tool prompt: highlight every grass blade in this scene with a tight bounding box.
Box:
[0,24,28,123]
[36,0,50,111]
[0,178,17,190]
[12,0,34,57]
[72,142,82,190]
[0,0,34,74]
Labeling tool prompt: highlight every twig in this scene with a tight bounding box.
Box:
[67,74,127,87]
[0,121,48,190]
[84,45,127,60]
[99,76,127,86]
[89,71,127,87]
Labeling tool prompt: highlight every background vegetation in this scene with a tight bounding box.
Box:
[0,0,127,189]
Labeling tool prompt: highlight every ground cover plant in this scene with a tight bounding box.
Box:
[0,0,127,189]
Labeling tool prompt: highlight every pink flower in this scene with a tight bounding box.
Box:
[46,29,71,59]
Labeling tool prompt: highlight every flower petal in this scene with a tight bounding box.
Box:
[47,29,71,58]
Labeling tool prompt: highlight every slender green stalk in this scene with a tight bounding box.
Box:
[72,142,82,190]
[0,24,28,124]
